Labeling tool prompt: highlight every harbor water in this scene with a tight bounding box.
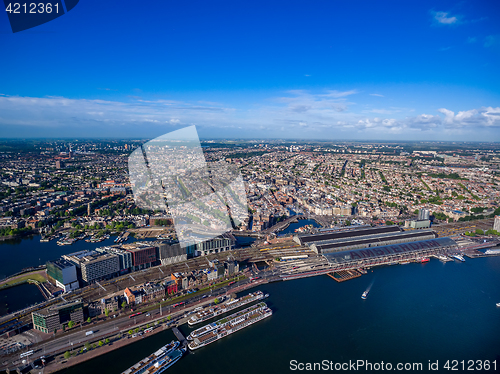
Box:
[59,256,500,374]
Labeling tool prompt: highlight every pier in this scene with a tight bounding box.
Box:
[327,269,362,282]
[172,327,188,348]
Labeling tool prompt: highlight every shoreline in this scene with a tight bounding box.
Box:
[38,278,270,374]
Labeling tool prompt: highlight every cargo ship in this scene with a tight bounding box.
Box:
[187,290,268,326]
[187,302,272,350]
[121,340,179,374]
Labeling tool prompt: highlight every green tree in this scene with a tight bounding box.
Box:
[86,317,91,323]
[64,351,71,359]
[62,324,66,332]
[128,329,133,335]
[67,320,75,329]
[475,229,484,235]
[104,308,109,317]
[214,298,220,304]
[79,348,84,354]
[121,301,127,309]
[167,315,171,321]
[105,338,110,344]
[98,340,104,347]
[84,342,91,350]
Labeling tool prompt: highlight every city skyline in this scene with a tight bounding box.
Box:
[1,1,499,140]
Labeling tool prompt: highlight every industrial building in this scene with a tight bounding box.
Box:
[311,230,437,254]
[294,225,401,247]
[32,299,84,333]
[324,237,457,268]
[46,259,79,292]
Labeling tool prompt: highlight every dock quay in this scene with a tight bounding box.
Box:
[172,327,188,348]
[327,269,362,282]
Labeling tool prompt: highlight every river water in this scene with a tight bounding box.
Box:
[58,256,500,374]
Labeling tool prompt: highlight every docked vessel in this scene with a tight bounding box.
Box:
[188,302,272,350]
[420,257,430,263]
[361,290,369,299]
[452,254,465,262]
[188,302,267,340]
[187,290,268,326]
[146,348,185,374]
[121,340,179,374]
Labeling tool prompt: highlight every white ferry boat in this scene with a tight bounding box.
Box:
[187,290,268,326]
[452,254,465,262]
[121,340,179,374]
[188,302,267,340]
[146,348,185,374]
[361,290,369,299]
[188,303,272,350]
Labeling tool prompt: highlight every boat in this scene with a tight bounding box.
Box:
[188,303,272,350]
[188,302,267,340]
[452,255,465,262]
[147,348,185,374]
[420,257,430,263]
[187,290,268,326]
[361,290,369,299]
[496,302,500,307]
[121,340,180,374]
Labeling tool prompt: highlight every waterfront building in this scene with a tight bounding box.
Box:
[192,234,235,256]
[96,246,133,273]
[163,279,178,295]
[158,242,187,265]
[142,284,165,302]
[122,243,157,271]
[46,259,79,292]
[32,299,84,333]
[323,237,457,268]
[64,250,120,284]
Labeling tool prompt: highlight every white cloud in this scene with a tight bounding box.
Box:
[0,93,499,140]
[369,93,384,97]
[432,11,459,25]
[467,37,477,43]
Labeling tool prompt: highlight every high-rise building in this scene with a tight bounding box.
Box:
[63,250,119,284]
[494,215,500,232]
[32,299,84,333]
[46,259,79,292]
[418,209,430,221]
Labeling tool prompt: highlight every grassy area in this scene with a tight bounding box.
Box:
[0,272,46,290]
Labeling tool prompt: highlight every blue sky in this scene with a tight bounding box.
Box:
[0,0,499,141]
